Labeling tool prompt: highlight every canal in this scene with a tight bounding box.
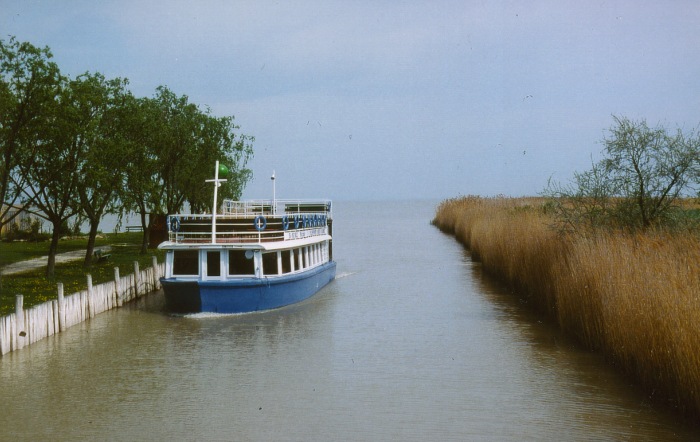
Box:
[0,200,696,440]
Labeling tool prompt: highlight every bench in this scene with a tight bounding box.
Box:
[126,226,143,232]
[94,250,111,263]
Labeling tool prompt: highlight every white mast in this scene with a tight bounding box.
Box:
[271,170,276,214]
[206,161,227,243]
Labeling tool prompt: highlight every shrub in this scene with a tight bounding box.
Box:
[544,116,700,233]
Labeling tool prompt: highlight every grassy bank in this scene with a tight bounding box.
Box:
[0,233,165,316]
[433,196,700,418]
[0,236,102,267]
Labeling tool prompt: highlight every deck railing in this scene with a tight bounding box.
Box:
[166,199,332,244]
[222,199,332,217]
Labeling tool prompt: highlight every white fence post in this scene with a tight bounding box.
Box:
[87,274,95,319]
[114,267,122,307]
[15,295,25,350]
[152,256,159,290]
[57,283,66,332]
[133,261,140,297]
[51,300,59,335]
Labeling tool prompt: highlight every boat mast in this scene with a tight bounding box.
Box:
[206,161,227,243]
[271,170,276,215]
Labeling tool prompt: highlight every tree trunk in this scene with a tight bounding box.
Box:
[84,218,100,267]
[140,210,149,254]
[46,220,62,278]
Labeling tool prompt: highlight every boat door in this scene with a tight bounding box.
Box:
[202,250,225,281]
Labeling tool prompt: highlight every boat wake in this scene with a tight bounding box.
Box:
[336,271,356,279]
[182,311,250,319]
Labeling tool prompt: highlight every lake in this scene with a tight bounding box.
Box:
[0,200,696,440]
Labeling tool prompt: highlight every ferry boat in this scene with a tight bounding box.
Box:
[158,163,336,314]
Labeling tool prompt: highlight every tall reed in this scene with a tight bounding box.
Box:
[433,196,700,417]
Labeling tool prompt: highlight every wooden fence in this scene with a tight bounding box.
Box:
[0,257,164,356]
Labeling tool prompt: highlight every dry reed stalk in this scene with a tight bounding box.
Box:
[435,197,563,314]
[563,232,700,414]
[433,196,700,417]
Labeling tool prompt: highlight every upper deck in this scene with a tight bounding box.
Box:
[163,199,332,246]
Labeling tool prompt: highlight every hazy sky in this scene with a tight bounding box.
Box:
[2,1,699,201]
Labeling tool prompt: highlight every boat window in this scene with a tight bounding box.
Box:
[207,251,220,277]
[173,250,199,276]
[262,252,278,276]
[229,250,255,275]
[281,250,292,274]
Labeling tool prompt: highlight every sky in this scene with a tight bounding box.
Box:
[2,0,699,201]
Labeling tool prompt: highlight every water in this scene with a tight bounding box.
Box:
[0,200,696,441]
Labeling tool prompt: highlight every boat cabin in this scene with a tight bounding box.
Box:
[160,199,333,281]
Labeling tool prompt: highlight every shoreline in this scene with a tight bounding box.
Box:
[432,196,700,420]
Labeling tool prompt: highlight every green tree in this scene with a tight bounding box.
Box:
[0,37,62,231]
[184,112,253,213]
[545,116,700,233]
[149,86,253,215]
[3,36,255,263]
[118,95,164,253]
[16,72,86,277]
[148,86,198,215]
[120,86,253,253]
[71,72,132,265]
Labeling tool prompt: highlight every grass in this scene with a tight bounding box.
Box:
[0,232,165,316]
[433,196,700,418]
[0,236,103,267]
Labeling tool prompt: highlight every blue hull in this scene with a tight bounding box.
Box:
[161,261,336,314]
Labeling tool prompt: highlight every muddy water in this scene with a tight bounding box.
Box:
[0,201,696,441]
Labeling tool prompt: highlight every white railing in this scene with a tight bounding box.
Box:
[166,218,329,244]
[165,199,333,244]
[222,199,332,217]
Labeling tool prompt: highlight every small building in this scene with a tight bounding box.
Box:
[0,203,43,237]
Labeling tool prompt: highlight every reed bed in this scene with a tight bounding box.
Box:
[433,196,700,417]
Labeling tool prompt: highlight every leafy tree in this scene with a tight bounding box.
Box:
[149,86,253,215]
[71,72,131,265]
[3,36,255,260]
[118,95,164,253]
[119,86,253,253]
[147,86,198,215]
[16,72,86,277]
[184,112,253,213]
[0,37,62,231]
[545,116,700,233]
